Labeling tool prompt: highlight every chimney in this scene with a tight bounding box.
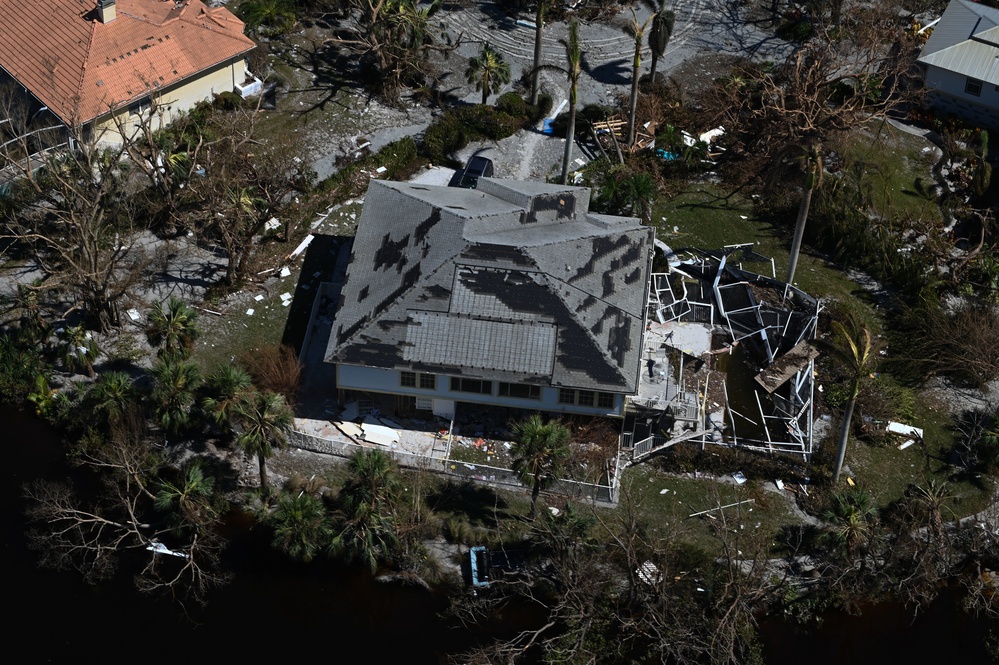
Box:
[97,0,116,23]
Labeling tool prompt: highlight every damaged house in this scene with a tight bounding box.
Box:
[323,177,820,464]
[324,178,654,421]
[628,244,821,461]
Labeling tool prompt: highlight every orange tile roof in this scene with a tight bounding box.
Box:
[0,0,256,125]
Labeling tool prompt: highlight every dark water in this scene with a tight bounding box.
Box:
[3,408,457,663]
[5,408,996,664]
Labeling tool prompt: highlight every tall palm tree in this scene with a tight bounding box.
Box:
[511,414,572,519]
[146,296,200,359]
[340,448,400,514]
[269,492,333,563]
[529,0,552,105]
[830,320,877,484]
[202,364,254,435]
[89,370,136,425]
[149,356,202,435]
[233,390,293,496]
[540,19,584,185]
[622,9,654,148]
[647,3,675,83]
[785,144,823,286]
[465,43,512,106]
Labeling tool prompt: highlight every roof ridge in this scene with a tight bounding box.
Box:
[536,270,629,386]
[73,21,101,123]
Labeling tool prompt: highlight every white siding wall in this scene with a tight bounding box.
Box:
[336,364,625,417]
[924,65,999,129]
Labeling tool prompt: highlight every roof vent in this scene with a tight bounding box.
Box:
[97,0,116,23]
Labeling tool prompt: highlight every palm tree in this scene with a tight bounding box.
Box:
[328,502,400,573]
[233,390,293,496]
[146,296,200,359]
[529,0,552,105]
[89,370,136,425]
[269,492,333,563]
[6,284,48,344]
[511,414,572,519]
[155,462,218,526]
[647,2,675,84]
[622,9,654,148]
[58,325,99,377]
[822,488,877,561]
[785,144,823,286]
[540,19,584,185]
[202,365,253,435]
[830,320,877,484]
[150,356,202,435]
[625,172,656,224]
[340,448,400,514]
[465,43,512,106]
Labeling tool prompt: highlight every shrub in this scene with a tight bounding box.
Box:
[238,344,301,406]
[421,95,550,164]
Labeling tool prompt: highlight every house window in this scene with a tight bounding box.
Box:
[499,382,541,400]
[450,377,492,395]
[965,78,982,97]
[401,371,435,389]
[129,97,151,115]
[556,388,617,409]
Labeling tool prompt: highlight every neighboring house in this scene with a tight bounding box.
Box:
[0,0,257,144]
[324,178,654,421]
[918,0,999,130]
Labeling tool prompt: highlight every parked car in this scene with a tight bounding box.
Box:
[456,155,494,189]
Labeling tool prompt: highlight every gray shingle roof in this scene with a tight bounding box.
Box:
[919,0,999,84]
[325,178,654,393]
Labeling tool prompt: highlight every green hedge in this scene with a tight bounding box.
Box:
[422,94,552,165]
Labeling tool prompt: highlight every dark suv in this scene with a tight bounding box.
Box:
[457,155,494,189]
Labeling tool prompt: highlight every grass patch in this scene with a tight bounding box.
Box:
[192,278,296,371]
[653,184,881,314]
[841,392,993,518]
[830,122,942,227]
[623,464,802,556]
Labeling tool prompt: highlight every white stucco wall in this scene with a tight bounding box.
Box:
[924,64,999,129]
[92,58,248,144]
[336,364,625,418]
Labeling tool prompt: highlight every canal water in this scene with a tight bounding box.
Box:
[4,407,995,663]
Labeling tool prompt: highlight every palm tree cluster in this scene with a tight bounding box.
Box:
[266,448,403,573]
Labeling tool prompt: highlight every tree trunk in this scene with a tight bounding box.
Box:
[832,393,856,484]
[530,5,544,106]
[529,479,541,519]
[258,452,270,496]
[628,49,641,149]
[786,180,813,285]
[481,84,489,106]
[560,97,577,185]
[650,54,659,84]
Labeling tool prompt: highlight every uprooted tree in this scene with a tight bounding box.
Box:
[23,408,231,603]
